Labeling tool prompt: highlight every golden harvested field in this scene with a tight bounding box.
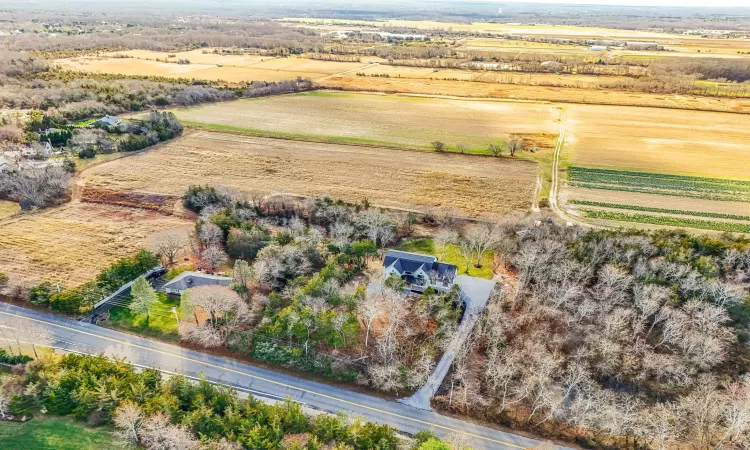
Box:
[56,52,370,83]
[280,18,679,39]
[81,131,538,218]
[0,203,191,288]
[0,200,19,219]
[171,91,560,150]
[563,103,750,180]
[359,67,632,89]
[320,76,750,113]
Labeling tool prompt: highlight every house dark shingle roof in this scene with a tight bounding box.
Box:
[163,271,231,293]
[384,250,457,278]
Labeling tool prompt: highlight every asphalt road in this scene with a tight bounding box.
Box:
[0,303,559,450]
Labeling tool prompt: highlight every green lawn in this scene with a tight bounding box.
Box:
[0,416,114,450]
[103,292,181,341]
[398,238,495,279]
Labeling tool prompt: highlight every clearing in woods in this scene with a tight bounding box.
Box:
[171,91,560,151]
[81,131,539,218]
[0,202,191,288]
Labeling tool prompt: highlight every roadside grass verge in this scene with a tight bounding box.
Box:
[102,292,180,341]
[0,415,114,450]
[398,238,495,279]
[582,210,750,233]
[568,167,750,202]
[570,200,750,222]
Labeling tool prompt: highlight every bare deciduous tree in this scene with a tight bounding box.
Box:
[434,229,458,260]
[139,413,200,450]
[154,231,184,267]
[507,135,524,156]
[113,401,145,448]
[200,246,228,273]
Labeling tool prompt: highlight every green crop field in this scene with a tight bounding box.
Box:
[568,167,750,203]
[581,210,750,233]
[570,200,750,222]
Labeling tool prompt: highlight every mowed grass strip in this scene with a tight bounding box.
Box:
[0,416,114,450]
[582,210,750,233]
[398,238,495,279]
[103,292,180,342]
[570,200,750,222]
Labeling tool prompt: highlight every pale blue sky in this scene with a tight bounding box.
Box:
[499,0,747,7]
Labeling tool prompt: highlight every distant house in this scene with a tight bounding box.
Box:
[21,142,53,159]
[163,271,232,296]
[383,250,457,293]
[90,115,122,127]
[591,45,608,51]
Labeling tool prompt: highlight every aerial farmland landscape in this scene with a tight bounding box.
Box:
[1,1,750,449]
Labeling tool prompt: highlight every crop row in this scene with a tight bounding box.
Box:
[570,200,750,222]
[569,167,750,189]
[568,182,750,203]
[568,168,750,196]
[581,210,750,233]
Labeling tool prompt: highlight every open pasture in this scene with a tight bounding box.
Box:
[171,91,559,151]
[319,76,750,113]
[279,18,679,39]
[563,103,750,180]
[81,131,539,218]
[0,203,191,288]
[56,51,370,83]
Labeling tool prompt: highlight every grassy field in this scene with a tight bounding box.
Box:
[398,238,495,279]
[0,202,191,287]
[103,292,180,341]
[0,416,114,450]
[319,76,750,114]
[56,51,370,83]
[171,91,559,152]
[0,200,19,219]
[82,131,538,218]
[563,104,750,180]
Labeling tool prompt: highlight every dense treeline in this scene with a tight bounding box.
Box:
[0,52,314,116]
[437,221,750,449]
[0,353,447,449]
[2,23,324,54]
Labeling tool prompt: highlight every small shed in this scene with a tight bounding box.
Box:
[162,271,231,296]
